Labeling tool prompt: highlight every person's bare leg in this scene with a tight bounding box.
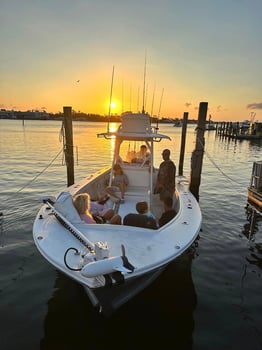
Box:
[118,183,126,199]
[103,208,114,221]
[106,187,121,201]
[110,214,121,225]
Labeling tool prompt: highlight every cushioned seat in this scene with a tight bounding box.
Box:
[123,213,157,229]
[54,191,82,224]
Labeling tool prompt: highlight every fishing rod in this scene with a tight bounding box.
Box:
[107,65,115,133]
[150,82,156,122]
[142,51,147,114]
[157,88,164,130]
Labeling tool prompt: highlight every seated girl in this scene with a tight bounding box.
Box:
[106,163,129,203]
[73,193,121,225]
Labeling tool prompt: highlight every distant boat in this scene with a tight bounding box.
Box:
[235,121,262,140]
[173,120,183,127]
[205,123,216,131]
[205,115,216,131]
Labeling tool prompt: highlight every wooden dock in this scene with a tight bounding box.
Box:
[215,121,262,140]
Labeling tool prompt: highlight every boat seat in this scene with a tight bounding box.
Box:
[54,191,82,224]
[123,213,158,229]
[121,164,155,195]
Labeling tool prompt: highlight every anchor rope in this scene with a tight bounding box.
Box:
[197,136,247,189]
[1,148,64,199]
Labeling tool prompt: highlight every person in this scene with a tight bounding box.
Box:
[73,193,96,224]
[158,196,177,227]
[134,145,150,165]
[106,163,129,203]
[154,149,176,200]
[73,193,121,225]
[123,200,158,229]
[136,200,156,221]
[90,194,121,225]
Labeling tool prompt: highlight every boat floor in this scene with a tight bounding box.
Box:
[113,191,165,221]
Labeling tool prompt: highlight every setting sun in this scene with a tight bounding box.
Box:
[110,101,117,109]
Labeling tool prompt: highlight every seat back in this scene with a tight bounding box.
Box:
[123,213,157,229]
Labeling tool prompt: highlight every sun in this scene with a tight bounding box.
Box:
[110,101,117,109]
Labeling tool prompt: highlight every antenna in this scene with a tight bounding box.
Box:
[121,79,124,114]
[137,86,140,112]
[150,82,156,117]
[142,51,147,114]
[157,88,164,130]
[129,84,132,112]
[107,66,115,132]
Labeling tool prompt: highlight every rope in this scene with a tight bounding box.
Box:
[197,137,245,187]
[1,148,64,198]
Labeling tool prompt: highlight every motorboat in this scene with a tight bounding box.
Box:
[173,120,183,127]
[205,115,216,130]
[235,121,262,140]
[33,112,202,315]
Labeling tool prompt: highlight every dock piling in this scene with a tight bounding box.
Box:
[189,102,208,201]
[63,106,75,186]
[178,112,188,176]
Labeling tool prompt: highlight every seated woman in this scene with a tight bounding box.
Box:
[73,193,121,225]
[106,163,129,203]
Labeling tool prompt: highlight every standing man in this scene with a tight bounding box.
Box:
[154,149,176,200]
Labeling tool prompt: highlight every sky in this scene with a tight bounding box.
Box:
[1,0,262,122]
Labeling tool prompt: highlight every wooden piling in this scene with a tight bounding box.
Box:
[63,106,75,186]
[189,102,208,201]
[178,112,188,176]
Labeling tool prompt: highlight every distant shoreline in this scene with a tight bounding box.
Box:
[0,111,198,124]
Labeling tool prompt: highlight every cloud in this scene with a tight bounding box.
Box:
[246,102,262,109]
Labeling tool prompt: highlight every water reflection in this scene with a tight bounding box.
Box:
[41,251,197,350]
[242,203,262,241]
[242,203,262,272]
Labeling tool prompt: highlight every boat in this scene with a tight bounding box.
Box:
[205,115,216,131]
[248,160,262,210]
[235,121,262,140]
[33,112,202,315]
[173,120,183,127]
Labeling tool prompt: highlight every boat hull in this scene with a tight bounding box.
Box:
[84,265,166,316]
[248,188,262,209]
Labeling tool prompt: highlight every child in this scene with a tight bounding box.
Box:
[106,163,128,203]
[136,200,156,221]
[73,193,96,224]
[73,193,121,225]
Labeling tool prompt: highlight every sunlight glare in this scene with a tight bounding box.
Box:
[110,101,117,109]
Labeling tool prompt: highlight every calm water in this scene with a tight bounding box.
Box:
[0,119,262,350]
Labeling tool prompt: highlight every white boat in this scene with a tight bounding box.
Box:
[205,115,216,130]
[33,112,202,315]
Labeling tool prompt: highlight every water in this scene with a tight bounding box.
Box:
[0,119,262,350]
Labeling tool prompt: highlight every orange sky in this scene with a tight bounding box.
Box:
[1,1,262,122]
